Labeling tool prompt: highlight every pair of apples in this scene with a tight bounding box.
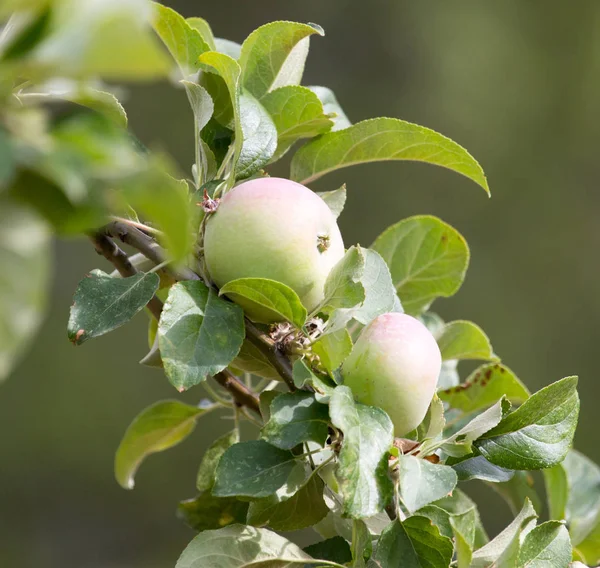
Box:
[205,177,441,436]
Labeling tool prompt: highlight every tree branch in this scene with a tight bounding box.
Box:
[103,221,200,282]
[88,232,163,320]
[245,319,295,391]
[214,369,261,416]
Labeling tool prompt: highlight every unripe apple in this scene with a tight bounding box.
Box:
[341,313,441,436]
[204,177,345,321]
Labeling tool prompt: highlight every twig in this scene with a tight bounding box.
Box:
[214,369,261,416]
[104,221,200,282]
[88,232,163,320]
[245,320,295,390]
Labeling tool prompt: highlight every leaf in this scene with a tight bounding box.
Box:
[416,394,446,442]
[291,359,336,401]
[158,281,245,391]
[247,474,329,531]
[175,525,315,568]
[231,339,280,381]
[475,376,579,470]
[329,386,394,518]
[261,85,333,159]
[215,38,242,59]
[30,0,171,80]
[317,185,347,219]
[451,455,514,483]
[68,270,159,345]
[0,200,50,381]
[320,246,366,315]
[0,127,15,189]
[436,320,497,362]
[371,216,469,316]
[122,169,194,263]
[186,17,216,50]
[19,84,128,128]
[543,463,568,521]
[517,521,572,568]
[471,498,537,567]
[312,328,353,376]
[196,430,239,492]
[237,92,278,178]
[304,537,352,565]
[490,471,543,516]
[220,278,307,327]
[212,440,298,498]
[397,455,457,514]
[351,520,372,567]
[309,86,351,131]
[451,511,477,568]
[372,516,454,568]
[152,2,210,76]
[261,391,330,450]
[439,363,530,414]
[177,492,248,532]
[352,247,399,326]
[239,21,324,100]
[290,117,489,193]
[437,360,460,390]
[114,400,216,489]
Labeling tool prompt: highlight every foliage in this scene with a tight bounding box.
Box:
[0,1,592,566]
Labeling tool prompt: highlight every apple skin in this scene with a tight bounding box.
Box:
[341,313,441,437]
[204,177,345,321]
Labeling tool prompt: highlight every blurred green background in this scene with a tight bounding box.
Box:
[2,1,600,566]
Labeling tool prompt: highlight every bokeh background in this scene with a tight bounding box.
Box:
[2,1,600,566]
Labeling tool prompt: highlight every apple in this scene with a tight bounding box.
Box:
[204,177,345,322]
[341,313,441,436]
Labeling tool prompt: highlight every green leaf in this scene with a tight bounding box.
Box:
[451,455,514,483]
[186,17,216,50]
[212,440,298,498]
[317,185,347,219]
[67,270,159,345]
[220,277,307,327]
[372,516,454,568]
[0,127,15,189]
[31,0,171,80]
[230,339,280,381]
[247,473,329,531]
[304,537,352,565]
[0,200,50,381]
[475,376,579,470]
[177,492,248,532]
[239,21,324,100]
[451,510,477,568]
[158,281,245,391]
[261,85,333,160]
[19,85,128,128]
[290,117,489,193]
[439,363,530,414]
[436,320,497,362]
[329,386,394,518]
[371,215,469,316]
[397,455,457,514]
[196,430,239,492]
[123,170,194,263]
[471,498,537,567]
[351,520,372,567]
[152,2,210,76]
[490,471,543,516]
[416,394,446,442]
[437,360,460,390]
[114,400,216,489]
[291,359,336,401]
[214,38,242,59]
[320,246,366,316]
[312,328,353,376]
[261,391,330,450]
[517,521,572,568]
[543,463,568,521]
[175,525,317,568]
[352,247,399,325]
[309,86,351,131]
[237,92,278,178]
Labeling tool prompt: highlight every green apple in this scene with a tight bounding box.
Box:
[341,313,441,436]
[204,177,345,321]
